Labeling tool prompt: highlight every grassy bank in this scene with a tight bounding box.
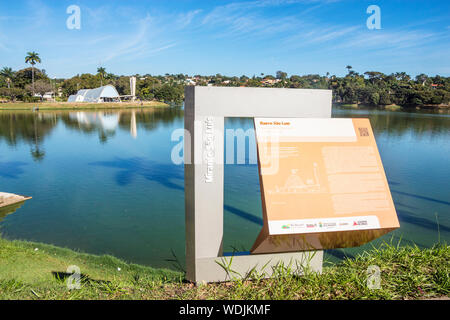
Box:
[0,237,448,300]
[0,101,168,111]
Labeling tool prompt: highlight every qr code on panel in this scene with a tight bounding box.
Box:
[358,127,369,136]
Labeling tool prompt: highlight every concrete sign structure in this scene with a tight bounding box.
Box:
[184,86,331,283]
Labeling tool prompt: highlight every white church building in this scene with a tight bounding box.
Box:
[68,85,121,103]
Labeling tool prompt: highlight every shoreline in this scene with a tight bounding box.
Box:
[0,101,448,112]
[0,101,169,111]
[0,236,448,300]
[334,103,449,111]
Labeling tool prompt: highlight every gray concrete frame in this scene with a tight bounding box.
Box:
[184,86,332,283]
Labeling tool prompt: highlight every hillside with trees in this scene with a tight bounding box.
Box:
[0,62,448,108]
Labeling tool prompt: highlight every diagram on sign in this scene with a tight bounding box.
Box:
[268,163,326,194]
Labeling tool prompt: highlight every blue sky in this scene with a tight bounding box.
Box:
[0,0,449,78]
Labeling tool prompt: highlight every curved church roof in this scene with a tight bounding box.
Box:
[68,85,120,103]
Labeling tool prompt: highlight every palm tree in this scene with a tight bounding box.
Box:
[25,52,41,96]
[345,65,352,75]
[0,67,14,89]
[31,113,45,162]
[97,67,106,86]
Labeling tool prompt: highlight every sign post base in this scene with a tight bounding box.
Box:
[189,251,323,284]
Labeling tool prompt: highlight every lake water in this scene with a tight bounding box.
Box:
[0,107,448,269]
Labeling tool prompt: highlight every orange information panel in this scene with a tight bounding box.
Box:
[251,118,400,254]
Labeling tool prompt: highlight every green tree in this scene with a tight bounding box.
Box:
[0,87,26,101]
[25,52,41,96]
[379,91,392,105]
[25,80,52,101]
[240,75,249,83]
[154,84,183,103]
[97,67,106,86]
[289,75,301,83]
[13,67,48,89]
[113,76,131,95]
[0,67,14,88]
[276,71,287,80]
[346,65,352,74]
[415,74,428,86]
[364,71,384,85]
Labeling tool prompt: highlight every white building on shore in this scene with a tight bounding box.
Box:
[68,85,121,103]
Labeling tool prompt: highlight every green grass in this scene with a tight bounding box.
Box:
[0,237,182,299]
[0,101,168,111]
[0,236,448,300]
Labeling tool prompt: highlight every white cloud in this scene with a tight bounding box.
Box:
[334,29,448,53]
[176,9,202,29]
[102,14,176,63]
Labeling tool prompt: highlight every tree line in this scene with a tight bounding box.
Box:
[0,53,448,107]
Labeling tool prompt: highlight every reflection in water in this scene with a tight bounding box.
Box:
[89,157,184,191]
[0,203,25,223]
[1,107,446,150]
[0,161,27,179]
[397,209,450,233]
[68,112,121,131]
[0,107,183,158]
[224,204,263,226]
[131,110,137,139]
[0,113,56,162]
[333,108,450,138]
[60,107,183,144]
[391,190,450,206]
[0,112,57,146]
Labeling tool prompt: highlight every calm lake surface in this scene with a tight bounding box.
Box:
[0,107,449,269]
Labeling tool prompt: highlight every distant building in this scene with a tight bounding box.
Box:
[34,92,55,101]
[261,79,281,86]
[42,92,55,101]
[68,85,121,103]
[129,76,136,100]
